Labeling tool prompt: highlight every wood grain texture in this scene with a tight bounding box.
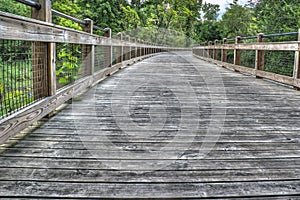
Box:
[0,11,188,51]
[195,55,295,86]
[1,52,300,198]
[0,53,158,145]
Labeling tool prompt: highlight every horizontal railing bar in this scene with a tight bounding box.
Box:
[51,9,88,25]
[226,38,235,41]
[223,32,298,43]
[263,32,298,38]
[15,0,41,10]
[241,35,257,40]
[93,25,104,31]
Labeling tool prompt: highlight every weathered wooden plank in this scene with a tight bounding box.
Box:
[195,54,297,86]
[0,54,156,145]
[1,52,300,198]
[1,156,299,171]
[255,70,294,85]
[0,167,300,183]
[0,180,299,198]
[2,142,300,155]
[2,147,300,159]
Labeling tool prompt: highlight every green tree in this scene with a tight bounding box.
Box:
[193,2,221,43]
[52,0,83,30]
[194,20,221,43]
[78,0,129,34]
[202,2,219,21]
[0,0,30,17]
[120,4,141,30]
[252,0,300,34]
[219,1,254,38]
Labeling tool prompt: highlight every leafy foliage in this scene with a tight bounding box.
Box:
[78,0,129,34]
[0,0,30,17]
[219,3,254,38]
[52,0,83,30]
[252,0,300,34]
[56,44,82,88]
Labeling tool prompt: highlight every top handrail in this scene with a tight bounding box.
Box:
[227,32,298,43]
[202,31,299,46]
[15,0,41,10]
[51,9,105,32]
[51,9,87,26]
[14,0,105,32]
[263,32,298,38]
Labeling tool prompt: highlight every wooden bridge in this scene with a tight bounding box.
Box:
[1,0,300,198]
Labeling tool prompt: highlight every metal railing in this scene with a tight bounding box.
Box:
[51,9,88,26]
[15,0,41,9]
[193,31,300,87]
[0,0,189,144]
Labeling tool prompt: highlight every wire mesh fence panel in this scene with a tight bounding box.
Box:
[122,46,127,61]
[227,50,234,64]
[112,46,117,66]
[217,49,222,61]
[240,50,256,68]
[131,48,136,59]
[241,38,257,44]
[264,35,298,43]
[103,45,112,68]
[202,49,209,58]
[137,46,141,57]
[264,51,295,77]
[115,45,123,64]
[123,46,131,61]
[56,43,83,89]
[0,40,37,118]
[226,39,236,45]
[94,45,105,72]
[32,42,48,100]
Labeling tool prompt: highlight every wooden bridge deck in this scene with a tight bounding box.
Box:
[1,52,300,198]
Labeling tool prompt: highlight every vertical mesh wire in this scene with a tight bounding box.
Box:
[122,46,127,61]
[262,36,297,77]
[227,50,235,64]
[94,45,105,72]
[131,48,136,59]
[103,45,112,68]
[112,46,117,65]
[240,50,256,68]
[123,46,130,61]
[264,51,294,77]
[56,43,83,89]
[0,40,47,118]
[217,49,222,61]
[32,42,48,100]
